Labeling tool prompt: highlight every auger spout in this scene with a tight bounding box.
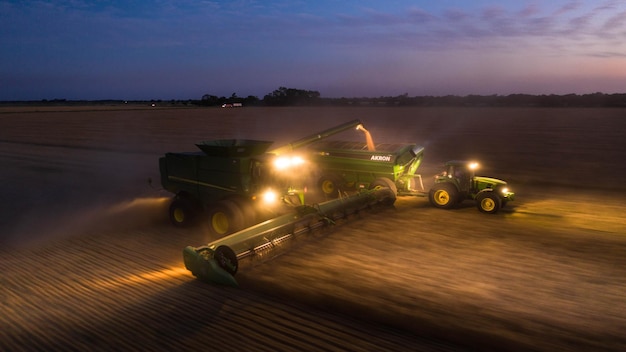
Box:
[268,119,365,156]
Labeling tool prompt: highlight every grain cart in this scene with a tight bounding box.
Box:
[159,120,368,236]
[429,161,515,214]
[308,141,426,200]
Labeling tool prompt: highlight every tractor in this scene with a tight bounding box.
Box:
[428,161,514,214]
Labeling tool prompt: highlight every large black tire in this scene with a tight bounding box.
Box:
[318,173,345,198]
[168,197,197,227]
[476,190,502,214]
[229,197,257,228]
[369,177,397,205]
[207,200,245,236]
[429,183,459,209]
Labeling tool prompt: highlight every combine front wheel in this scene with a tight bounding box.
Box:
[207,200,245,236]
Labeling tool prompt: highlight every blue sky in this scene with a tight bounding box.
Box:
[1,0,625,100]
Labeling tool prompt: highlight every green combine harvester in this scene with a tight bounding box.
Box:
[159,120,370,236]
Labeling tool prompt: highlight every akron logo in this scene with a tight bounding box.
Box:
[370,155,392,162]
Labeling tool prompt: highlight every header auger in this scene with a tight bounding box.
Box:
[183,185,396,286]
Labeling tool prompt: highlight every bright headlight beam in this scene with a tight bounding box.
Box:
[274,156,305,170]
[262,190,278,203]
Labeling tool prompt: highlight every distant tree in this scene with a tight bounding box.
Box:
[201,94,217,106]
[263,87,321,106]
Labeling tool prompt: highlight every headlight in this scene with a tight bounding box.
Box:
[469,162,479,170]
[500,187,509,194]
[261,190,278,204]
[273,155,305,170]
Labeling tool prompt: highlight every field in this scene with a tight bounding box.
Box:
[1,106,625,351]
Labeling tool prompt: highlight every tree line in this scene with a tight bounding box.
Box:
[199,89,626,108]
[3,88,625,108]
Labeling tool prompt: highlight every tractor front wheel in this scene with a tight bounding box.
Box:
[476,191,502,214]
[207,200,245,236]
[429,183,458,209]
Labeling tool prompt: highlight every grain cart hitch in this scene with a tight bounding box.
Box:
[183,185,395,286]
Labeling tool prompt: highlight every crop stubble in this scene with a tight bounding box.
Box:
[1,106,625,351]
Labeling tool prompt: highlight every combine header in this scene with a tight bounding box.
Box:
[182,186,395,286]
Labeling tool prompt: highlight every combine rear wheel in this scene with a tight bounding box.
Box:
[207,200,245,236]
[429,183,458,209]
[476,191,501,214]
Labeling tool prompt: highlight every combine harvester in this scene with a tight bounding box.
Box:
[169,119,514,285]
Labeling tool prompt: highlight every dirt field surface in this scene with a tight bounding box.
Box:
[1,106,625,351]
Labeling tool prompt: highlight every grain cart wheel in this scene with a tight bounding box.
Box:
[369,177,397,205]
[476,190,502,214]
[169,198,197,227]
[207,200,245,236]
[318,173,344,198]
[429,183,458,209]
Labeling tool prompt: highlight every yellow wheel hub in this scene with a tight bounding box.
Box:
[173,208,185,223]
[212,212,230,235]
[433,190,450,205]
[322,180,335,194]
[481,198,496,212]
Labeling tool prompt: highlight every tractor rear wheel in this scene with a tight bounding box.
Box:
[169,197,197,227]
[429,183,458,209]
[476,191,502,214]
[369,177,397,205]
[207,200,245,236]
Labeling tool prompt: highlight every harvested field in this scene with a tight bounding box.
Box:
[1,106,625,351]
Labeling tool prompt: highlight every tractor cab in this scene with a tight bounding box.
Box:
[440,160,476,195]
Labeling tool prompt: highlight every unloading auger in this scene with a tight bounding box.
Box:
[182,185,396,286]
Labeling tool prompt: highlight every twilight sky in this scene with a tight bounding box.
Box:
[1,0,625,100]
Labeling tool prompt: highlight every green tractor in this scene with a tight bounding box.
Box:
[429,161,514,214]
